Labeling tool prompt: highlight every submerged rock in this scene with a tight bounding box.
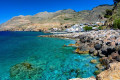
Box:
[10,62,43,80]
[75,48,89,54]
[90,59,98,64]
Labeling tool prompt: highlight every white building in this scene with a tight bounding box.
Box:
[66,24,85,32]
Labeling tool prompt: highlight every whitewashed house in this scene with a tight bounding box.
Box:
[66,24,85,32]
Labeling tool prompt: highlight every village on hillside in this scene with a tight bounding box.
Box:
[49,21,105,33]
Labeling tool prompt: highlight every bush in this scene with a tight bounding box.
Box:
[104,9,112,18]
[83,26,92,31]
[113,19,120,29]
[98,26,103,30]
[64,18,72,20]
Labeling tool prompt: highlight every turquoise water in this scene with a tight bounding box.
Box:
[0,31,99,80]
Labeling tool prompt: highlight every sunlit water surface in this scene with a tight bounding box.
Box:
[0,31,99,80]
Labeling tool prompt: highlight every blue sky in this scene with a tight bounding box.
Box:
[0,0,113,24]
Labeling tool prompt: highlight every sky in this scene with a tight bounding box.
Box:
[0,0,114,24]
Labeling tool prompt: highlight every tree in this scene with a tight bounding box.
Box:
[104,9,112,18]
[114,0,120,4]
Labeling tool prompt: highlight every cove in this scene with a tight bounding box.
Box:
[0,31,99,80]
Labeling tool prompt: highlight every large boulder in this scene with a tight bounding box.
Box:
[97,62,120,80]
[94,43,102,50]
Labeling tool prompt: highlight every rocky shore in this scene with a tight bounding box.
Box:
[38,32,82,39]
[39,30,120,80]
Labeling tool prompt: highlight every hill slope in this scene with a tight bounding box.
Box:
[105,3,120,28]
[0,5,113,31]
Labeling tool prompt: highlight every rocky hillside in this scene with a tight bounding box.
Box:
[105,2,120,28]
[0,5,113,31]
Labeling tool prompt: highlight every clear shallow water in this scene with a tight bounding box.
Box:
[0,31,99,80]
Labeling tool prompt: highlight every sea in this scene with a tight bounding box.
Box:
[0,31,99,80]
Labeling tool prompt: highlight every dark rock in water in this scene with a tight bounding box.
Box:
[94,43,102,50]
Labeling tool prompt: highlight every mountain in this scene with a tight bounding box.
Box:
[0,5,113,31]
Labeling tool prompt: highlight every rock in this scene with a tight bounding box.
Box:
[75,48,89,54]
[99,57,110,66]
[93,50,98,56]
[111,52,119,59]
[101,46,108,56]
[106,42,111,46]
[94,43,102,50]
[107,46,116,55]
[10,62,43,80]
[94,70,102,75]
[97,62,120,80]
[96,64,104,70]
[69,77,96,80]
[118,49,120,55]
[89,48,95,54]
[90,60,98,64]
[108,55,113,61]
[116,56,120,61]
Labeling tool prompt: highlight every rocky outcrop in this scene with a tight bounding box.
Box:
[97,62,120,80]
[0,5,113,31]
[76,30,120,59]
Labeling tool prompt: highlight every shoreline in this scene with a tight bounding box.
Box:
[38,30,120,80]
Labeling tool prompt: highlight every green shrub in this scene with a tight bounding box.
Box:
[113,19,120,29]
[98,26,103,30]
[83,26,92,31]
[104,9,112,18]
[64,18,72,20]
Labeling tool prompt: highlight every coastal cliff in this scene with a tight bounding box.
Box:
[0,5,113,31]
